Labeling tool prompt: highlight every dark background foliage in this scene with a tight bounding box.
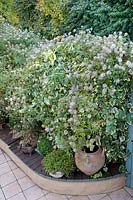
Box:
[1,0,133,39]
[62,0,133,40]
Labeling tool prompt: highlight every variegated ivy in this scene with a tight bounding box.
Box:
[3,26,133,164]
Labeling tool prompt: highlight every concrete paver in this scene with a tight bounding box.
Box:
[0,189,5,200]
[37,196,47,200]
[8,160,17,170]
[100,196,111,200]
[70,196,89,200]
[18,176,35,190]
[125,187,133,197]
[0,162,11,176]
[2,181,22,199]
[3,153,11,161]
[0,149,132,200]
[108,189,132,200]
[0,171,16,187]
[88,193,106,200]
[8,193,26,200]
[23,185,44,200]
[0,149,3,155]
[45,193,67,200]
[0,154,7,165]
[13,168,26,179]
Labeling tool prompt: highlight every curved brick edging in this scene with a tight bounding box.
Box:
[0,138,126,195]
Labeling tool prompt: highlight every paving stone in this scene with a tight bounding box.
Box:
[18,176,35,190]
[2,181,21,199]
[42,189,49,195]
[4,154,11,161]
[0,189,5,200]
[88,194,106,200]
[13,168,26,179]
[23,185,44,200]
[70,195,89,200]
[38,196,47,200]
[124,187,133,197]
[8,160,18,170]
[0,162,11,176]
[0,171,16,187]
[8,192,26,200]
[0,154,7,165]
[67,195,73,199]
[101,196,111,200]
[109,189,132,200]
[46,193,67,200]
[0,149,3,155]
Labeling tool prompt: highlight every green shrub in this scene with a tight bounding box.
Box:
[0,71,9,121]
[37,135,53,156]
[0,0,19,24]
[37,0,68,34]
[42,150,75,177]
[1,24,133,170]
[13,0,68,38]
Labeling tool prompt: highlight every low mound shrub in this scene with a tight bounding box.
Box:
[42,150,76,177]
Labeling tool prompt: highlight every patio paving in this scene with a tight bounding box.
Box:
[0,149,132,200]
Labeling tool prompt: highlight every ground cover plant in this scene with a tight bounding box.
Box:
[0,22,133,177]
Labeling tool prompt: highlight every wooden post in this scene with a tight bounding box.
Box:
[126,92,133,188]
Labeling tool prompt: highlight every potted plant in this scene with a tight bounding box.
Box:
[42,149,76,178]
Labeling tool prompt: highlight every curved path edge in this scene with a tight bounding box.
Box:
[0,138,126,195]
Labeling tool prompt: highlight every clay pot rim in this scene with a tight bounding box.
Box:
[76,146,104,155]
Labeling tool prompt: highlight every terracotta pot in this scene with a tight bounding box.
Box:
[75,146,105,175]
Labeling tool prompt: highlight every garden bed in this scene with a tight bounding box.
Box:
[1,25,131,194]
[0,126,126,195]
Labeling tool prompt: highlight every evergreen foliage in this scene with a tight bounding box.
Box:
[1,0,132,39]
[63,0,133,40]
